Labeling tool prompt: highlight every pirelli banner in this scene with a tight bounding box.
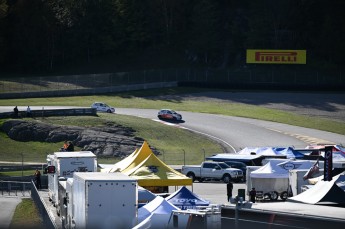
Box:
[246,49,306,64]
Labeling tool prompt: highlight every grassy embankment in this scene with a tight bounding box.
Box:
[10,198,44,229]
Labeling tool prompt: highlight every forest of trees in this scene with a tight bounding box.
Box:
[0,0,344,75]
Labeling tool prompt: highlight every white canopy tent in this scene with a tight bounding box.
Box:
[135,196,180,228]
[248,160,314,200]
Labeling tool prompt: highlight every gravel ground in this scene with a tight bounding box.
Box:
[152,91,345,122]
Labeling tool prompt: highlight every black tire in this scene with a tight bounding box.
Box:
[107,109,111,113]
[280,191,288,200]
[269,191,279,201]
[222,174,231,183]
[187,172,196,182]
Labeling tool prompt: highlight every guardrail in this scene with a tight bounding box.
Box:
[0,108,97,119]
[31,181,57,229]
[0,180,31,196]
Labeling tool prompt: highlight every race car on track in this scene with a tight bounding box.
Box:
[91,102,115,113]
[157,109,182,121]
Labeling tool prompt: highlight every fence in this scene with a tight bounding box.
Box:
[1,68,344,98]
[0,180,31,196]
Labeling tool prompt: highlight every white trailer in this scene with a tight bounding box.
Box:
[46,151,97,207]
[247,160,314,201]
[65,172,137,229]
[288,168,323,196]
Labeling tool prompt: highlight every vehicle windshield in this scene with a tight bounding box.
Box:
[218,162,230,169]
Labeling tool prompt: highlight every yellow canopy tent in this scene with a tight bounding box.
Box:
[104,141,192,187]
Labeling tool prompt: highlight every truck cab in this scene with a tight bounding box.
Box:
[181,161,243,183]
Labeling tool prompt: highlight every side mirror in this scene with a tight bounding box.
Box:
[44,165,56,174]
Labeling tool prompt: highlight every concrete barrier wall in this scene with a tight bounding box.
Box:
[31,182,57,229]
[0,108,97,119]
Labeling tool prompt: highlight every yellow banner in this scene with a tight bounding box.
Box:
[246,49,306,64]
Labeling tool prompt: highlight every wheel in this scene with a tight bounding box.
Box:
[263,193,271,200]
[187,172,196,182]
[158,115,162,119]
[222,174,231,183]
[107,109,111,113]
[269,191,279,201]
[280,191,288,200]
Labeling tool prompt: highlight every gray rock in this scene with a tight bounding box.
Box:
[1,119,158,157]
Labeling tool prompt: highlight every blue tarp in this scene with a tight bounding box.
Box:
[165,186,210,210]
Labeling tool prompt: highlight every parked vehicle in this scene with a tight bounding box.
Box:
[224,161,247,181]
[45,151,97,214]
[181,161,243,183]
[63,172,137,229]
[157,109,182,121]
[91,102,115,113]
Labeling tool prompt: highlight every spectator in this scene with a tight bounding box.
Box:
[26,106,32,117]
[227,181,233,202]
[64,141,69,150]
[66,141,74,152]
[249,188,257,203]
[13,106,19,118]
[34,169,41,189]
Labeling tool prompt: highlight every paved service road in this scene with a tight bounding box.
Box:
[0,196,22,229]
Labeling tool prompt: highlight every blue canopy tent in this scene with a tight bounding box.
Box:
[165,186,210,210]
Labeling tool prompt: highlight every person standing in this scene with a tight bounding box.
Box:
[249,188,257,203]
[26,106,31,117]
[34,169,41,189]
[227,180,233,202]
[13,106,19,118]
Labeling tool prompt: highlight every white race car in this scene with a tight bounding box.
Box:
[91,102,115,113]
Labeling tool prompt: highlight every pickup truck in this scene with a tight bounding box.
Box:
[181,161,244,183]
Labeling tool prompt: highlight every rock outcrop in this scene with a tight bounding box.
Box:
[1,119,155,157]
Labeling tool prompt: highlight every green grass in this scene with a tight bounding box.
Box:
[0,114,222,165]
[10,198,44,229]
